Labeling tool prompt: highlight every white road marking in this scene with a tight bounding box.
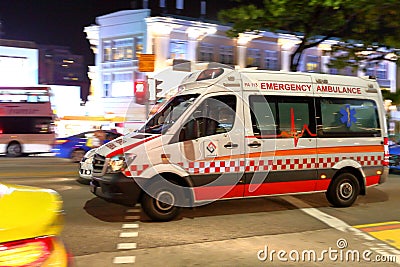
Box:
[113,206,141,264]
[113,256,136,264]
[117,243,137,250]
[280,195,400,264]
[125,215,140,220]
[126,208,141,213]
[122,223,139,229]
[120,232,139,238]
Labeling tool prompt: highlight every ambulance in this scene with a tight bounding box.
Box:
[90,67,389,221]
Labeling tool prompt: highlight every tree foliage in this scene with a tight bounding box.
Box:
[218,0,400,72]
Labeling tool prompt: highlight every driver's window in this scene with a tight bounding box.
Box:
[179,95,236,141]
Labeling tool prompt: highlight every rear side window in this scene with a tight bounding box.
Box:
[317,98,380,137]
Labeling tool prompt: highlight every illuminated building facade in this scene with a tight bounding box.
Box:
[84,3,397,119]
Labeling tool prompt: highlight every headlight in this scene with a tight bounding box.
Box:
[107,154,126,173]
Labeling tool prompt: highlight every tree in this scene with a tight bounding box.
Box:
[218,0,400,72]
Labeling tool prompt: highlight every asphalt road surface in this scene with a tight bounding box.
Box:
[0,156,399,266]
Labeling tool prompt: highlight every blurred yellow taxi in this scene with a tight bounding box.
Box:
[0,183,73,266]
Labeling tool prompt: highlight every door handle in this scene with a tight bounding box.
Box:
[224,142,238,149]
[248,141,261,148]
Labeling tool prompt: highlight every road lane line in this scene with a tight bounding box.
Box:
[120,232,139,238]
[125,215,140,220]
[122,223,139,229]
[280,195,400,263]
[113,256,136,264]
[126,208,141,213]
[117,243,137,250]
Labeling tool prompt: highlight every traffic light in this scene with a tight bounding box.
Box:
[134,80,148,105]
[155,79,163,98]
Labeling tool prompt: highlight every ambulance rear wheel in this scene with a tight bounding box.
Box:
[326,173,360,207]
[142,180,183,221]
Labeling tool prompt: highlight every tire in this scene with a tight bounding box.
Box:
[6,142,22,157]
[326,172,360,207]
[71,149,85,163]
[141,179,184,221]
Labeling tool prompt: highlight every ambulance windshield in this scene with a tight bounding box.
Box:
[140,94,199,134]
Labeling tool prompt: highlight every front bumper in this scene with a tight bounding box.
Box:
[90,172,142,206]
[79,161,92,180]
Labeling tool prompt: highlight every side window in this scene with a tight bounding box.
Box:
[250,95,316,138]
[318,98,380,137]
[278,100,312,136]
[249,95,277,137]
[179,95,236,141]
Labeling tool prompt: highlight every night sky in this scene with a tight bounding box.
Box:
[0,0,135,65]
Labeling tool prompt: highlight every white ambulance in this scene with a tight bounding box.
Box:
[90,67,389,221]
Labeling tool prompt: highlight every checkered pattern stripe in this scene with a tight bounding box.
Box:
[179,154,383,174]
[318,155,383,168]
[127,154,383,176]
[129,164,150,176]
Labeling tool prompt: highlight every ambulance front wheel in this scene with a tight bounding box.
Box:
[141,180,184,221]
[326,172,360,207]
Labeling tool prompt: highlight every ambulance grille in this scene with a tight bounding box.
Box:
[92,153,107,176]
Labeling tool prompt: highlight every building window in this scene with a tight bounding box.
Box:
[103,74,111,97]
[247,48,261,68]
[305,55,319,72]
[264,50,278,70]
[329,68,339,75]
[170,40,187,59]
[113,72,133,82]
[219,45,234,65]
[199,43,214,62]
[135,36,144,59]
[113,38,134,61]
[366,62,387,79]
[103,36,143,63]
[176,0,184,9]
[103,41,112,62]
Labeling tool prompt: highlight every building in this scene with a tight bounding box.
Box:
[38,45,90,103]
[0,39,38,86]
[0,39,83,134]
[84,3,398,124]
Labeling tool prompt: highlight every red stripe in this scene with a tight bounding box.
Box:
[107,135,161,158]
[193,175,381,202]
[365,175,380,186]
[315,179,331,191]
[244,180,316,197]
[194,180,318,201]
[193,185,245,201]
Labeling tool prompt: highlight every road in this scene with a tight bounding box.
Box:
[0,156,399,266]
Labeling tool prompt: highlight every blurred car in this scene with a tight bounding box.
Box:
[77,148,96,184]
[389,144,400,172]
[0,182,73,266]
[52,130,122,162]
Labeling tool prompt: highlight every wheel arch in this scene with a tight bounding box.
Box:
[139,171,194,207]
[331,166,366,195]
